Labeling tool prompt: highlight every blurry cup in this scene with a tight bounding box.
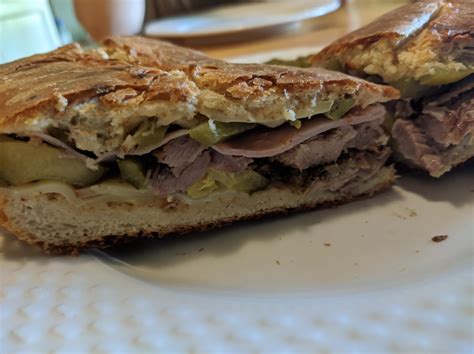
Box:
[73,0,145,41]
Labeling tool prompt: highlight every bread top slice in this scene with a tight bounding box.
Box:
[0,43,199,154]
[311,0,473,88]
[0,37,398,155]
[102,36,398,122]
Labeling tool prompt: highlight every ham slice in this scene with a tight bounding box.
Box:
[212,104,386,158]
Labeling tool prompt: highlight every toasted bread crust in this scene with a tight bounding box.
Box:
[0,44,198,134]
[311,0,473,73]
[0,37,398,153]
[103,36,399,103]
[313,1,443,59]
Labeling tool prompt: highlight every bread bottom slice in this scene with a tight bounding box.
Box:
[0,166,395,254]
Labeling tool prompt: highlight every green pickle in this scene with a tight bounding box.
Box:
[0,139,106,186]
[209,169,268,193]
[132,120,167,150]
[324,58,343,72]
[325,98,355,120]
[186,175,219,198]
[187,168,268,198]
[189,120,255,147]
[312,99,334,115]
[289,120,302,129]
[392,67,473,98]
[391,78,430,98]
[419,67,474,86]
[265,55,312,68]
[117,158,147,189]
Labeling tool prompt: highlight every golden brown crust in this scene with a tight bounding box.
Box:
[0,36,398,138]
[103,36,399,102]
[311,0,473,67]
[0,170,395,255]
[0,43,198,134]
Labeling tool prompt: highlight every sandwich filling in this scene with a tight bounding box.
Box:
[0,104,390,202]
[389,75,474,177]
[303,0,474,176]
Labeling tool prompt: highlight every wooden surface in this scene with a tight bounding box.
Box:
[174,0,409,59]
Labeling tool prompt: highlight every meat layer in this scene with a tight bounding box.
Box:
[149,107,389,195]
[391,76,474,176]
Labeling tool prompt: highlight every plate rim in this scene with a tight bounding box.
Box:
[144,0,341,38]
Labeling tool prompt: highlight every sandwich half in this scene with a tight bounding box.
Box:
[0,37,398,254]
[311,0,473,177]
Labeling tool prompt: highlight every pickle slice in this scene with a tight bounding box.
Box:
[124,120,168,152]
[265,55,312,68]
[135,121,167,147]
[187,168,268,198]
[0,139,106,186]
[325,98,355,120]
[311,99,334,115]
[189,120,255,147]
[419,68,474,86]
[209,169,268,193]
[391,78,430,98]
[186,175,220,199]
[289,120,302,129]
[117,158,147,189]
[323,58,343,72]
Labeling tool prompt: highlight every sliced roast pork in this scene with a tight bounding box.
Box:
[274,126,357,170]
[150,150,211,196]
[150,136,252,195]
[418,85,474,147]
[210,151,252,173]
[321,148,390,193]
[392,119,446,176]
[391,76,474,177]
[347,119,388,150]
[154,136,206,175]
[274,120,388,170]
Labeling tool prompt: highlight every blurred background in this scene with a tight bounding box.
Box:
[0,0,409,63]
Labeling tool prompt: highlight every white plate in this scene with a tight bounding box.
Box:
[144,0,340,38]
[1,48,473,353]
[95,166,474,296]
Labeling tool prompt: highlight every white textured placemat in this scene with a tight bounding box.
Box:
[1,236,473,353]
